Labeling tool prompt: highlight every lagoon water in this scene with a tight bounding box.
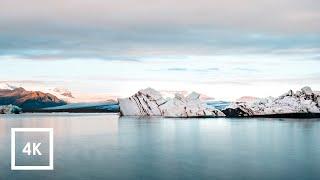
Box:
[1,113,320,179]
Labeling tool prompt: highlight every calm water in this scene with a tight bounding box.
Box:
[1,113,320,180]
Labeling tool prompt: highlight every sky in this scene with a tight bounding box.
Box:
[0,0,320,101]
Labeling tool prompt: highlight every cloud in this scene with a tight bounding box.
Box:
[1,0,319,32]
[310,55,320,61]
[0,0,319,60]
[1,30,319,60]
[202,68,220,71]
[167,68,188,71]
[151,67,220,72]
[234,68,259,72]
[0,80,45,84]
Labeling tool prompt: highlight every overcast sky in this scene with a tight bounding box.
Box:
[0,0,319,100]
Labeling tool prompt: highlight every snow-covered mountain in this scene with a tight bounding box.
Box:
[0,83,17,90]
[0,83,74,101]
[0,83,118,109]
[44,87,75,102]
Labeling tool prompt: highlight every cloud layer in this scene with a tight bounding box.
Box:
[0,0,319,59]
[0,0,320,99]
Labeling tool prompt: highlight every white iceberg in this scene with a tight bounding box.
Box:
[0,105,22,114]
[118,88,166,116]
[225,86,320,116]
[118,88,224,117]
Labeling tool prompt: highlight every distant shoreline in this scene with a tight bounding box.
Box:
[19,111,320,118]
[23,109,119,113]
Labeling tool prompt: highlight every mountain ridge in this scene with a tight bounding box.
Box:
[0,87,66,110]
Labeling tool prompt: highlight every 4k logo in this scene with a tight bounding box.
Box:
[22,142,42,156]
[11,128,54,170]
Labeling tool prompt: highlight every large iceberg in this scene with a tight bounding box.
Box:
[118,88,166,116]
[223,86,320,117]
[118,88,225,117]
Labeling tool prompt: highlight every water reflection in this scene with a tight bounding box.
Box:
[0,113,119,137]
[0,114,320,179]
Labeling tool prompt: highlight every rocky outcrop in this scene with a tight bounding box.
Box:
[0,105,22,114]
[222,106,254,117]
[118,88,225,117]
[223,86,320,117]
[0,87,66,110]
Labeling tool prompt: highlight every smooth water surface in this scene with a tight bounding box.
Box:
[1,113,320,179]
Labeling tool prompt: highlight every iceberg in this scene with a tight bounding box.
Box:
[118,88,165,116]
[0,105,22,114]
[223,86,320,117]
[118,88,225,117]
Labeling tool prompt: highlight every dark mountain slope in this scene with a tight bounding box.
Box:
[0,87,66,110]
